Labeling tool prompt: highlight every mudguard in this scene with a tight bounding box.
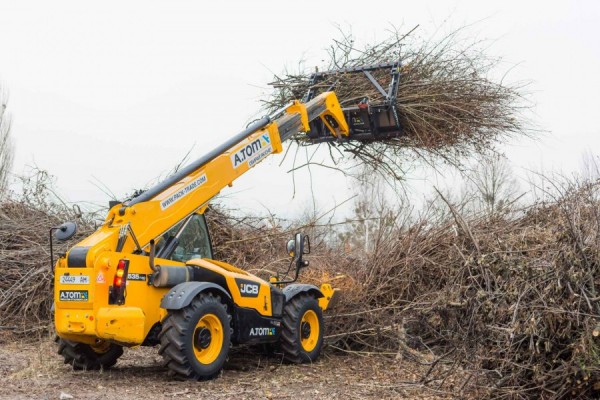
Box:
[160,281,231,310]
[282,284,323,302]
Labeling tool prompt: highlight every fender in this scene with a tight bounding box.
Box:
[160,281,231,310]
[282,283,323,302]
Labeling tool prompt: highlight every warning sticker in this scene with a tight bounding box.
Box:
[96,272,105,284]
[160,174,207,210]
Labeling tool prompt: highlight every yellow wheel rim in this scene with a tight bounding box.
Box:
[193,313,224,365]
[300,309,320,352]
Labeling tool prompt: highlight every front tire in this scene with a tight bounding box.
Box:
[281,294,324,363]
[57,338,123,370]
[158,293,231,380]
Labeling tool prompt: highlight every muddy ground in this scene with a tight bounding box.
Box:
[0,335,466,400]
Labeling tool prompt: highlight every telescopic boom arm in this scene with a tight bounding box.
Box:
[78,92,348,256]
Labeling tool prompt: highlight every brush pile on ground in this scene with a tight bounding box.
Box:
[3,174,600,398]
[308,180,600,399]
[206,206,290,274]
[266,28,528,177]
[0,192,94,332]
[176,180,600,398]
[0,201,66,332]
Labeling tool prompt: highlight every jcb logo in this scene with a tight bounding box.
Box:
[236,278,260,297]
[240,283,259,295]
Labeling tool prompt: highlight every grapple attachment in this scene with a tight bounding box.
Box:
[302,62,403,143]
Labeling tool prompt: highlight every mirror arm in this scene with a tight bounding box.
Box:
[49,227,57,271]
[271,256,303,285]
[271,265,301,285]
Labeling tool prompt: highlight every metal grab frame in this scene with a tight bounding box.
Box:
[303,61,403,143]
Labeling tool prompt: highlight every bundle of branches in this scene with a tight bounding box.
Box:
[318,179,600,398]
[266,27,529,178]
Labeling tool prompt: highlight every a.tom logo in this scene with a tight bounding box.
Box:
[235,278,260,297]
[249,327,276,337]
[59,290,89,302]
[231,134,272,169]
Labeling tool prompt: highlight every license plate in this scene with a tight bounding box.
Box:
[60,275,90,285]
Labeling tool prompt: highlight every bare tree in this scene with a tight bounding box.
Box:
[465,153,520,214]
[0,88,13,196]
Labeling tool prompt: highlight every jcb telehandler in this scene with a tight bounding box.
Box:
[51,63,403,379]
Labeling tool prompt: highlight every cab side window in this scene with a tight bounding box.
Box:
[170,214,213,263]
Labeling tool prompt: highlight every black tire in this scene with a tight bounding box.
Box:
[57,338,123,370]
[281,294,324,363]
[158,292,231,380]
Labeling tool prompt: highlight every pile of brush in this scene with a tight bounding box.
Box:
[309,179,600,399]
[0,171,97,333]
[0,201,64,332]
[266,27,529,177]
[3,171,600,398]
[204,178,600,398]
[205,205,293,277]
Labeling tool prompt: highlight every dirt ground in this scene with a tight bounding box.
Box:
[0,335,463,400]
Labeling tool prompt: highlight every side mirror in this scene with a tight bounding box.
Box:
[287,233,310,258]
[303,235,310,255]
[54,221,78,241]
[294,233,310,269]
[295,233,303,258]
[275,233,311,285]
[286,239,296,257]
[49,221,78,271]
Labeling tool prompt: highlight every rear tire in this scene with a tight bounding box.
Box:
[281,294,324,363]
[57,338,123,370]
[158,293,231,380]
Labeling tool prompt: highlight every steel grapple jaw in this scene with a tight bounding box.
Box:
[302,62,404,144]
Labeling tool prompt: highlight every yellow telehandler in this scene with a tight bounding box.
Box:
[51,63,402,379]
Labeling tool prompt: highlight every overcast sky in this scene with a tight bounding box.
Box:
[1,1,599,219]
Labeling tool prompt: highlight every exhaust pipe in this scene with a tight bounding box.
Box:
[152,265,194,288]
